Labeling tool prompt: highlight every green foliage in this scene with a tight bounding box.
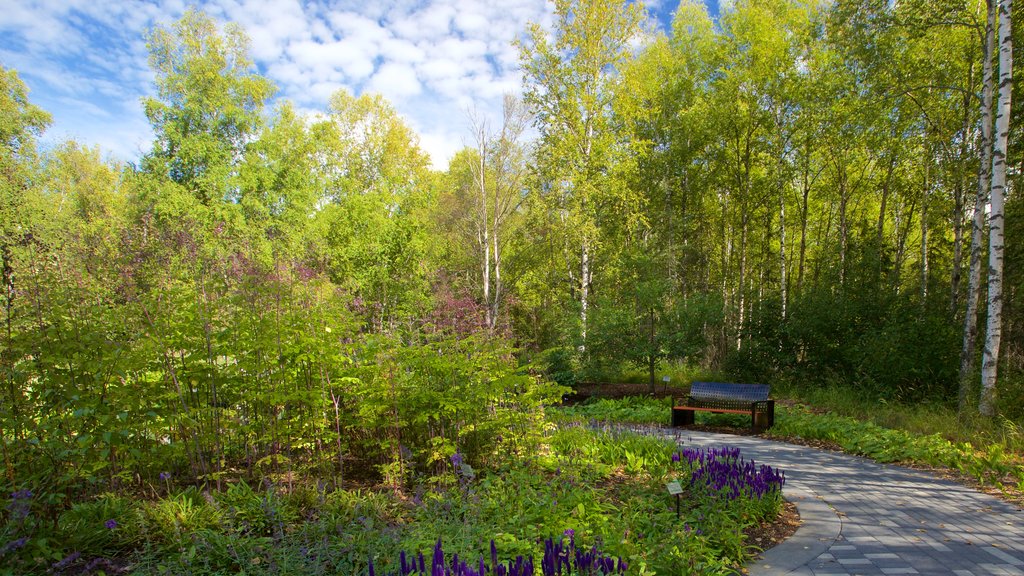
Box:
[141,487,224,552]
[143,8,275,202]
[5,0,1024,573]
[556,397,670,426]
[771,406,1024,489]
[57,493,142,555]
[727,285,960,402]
[11,424,777,576]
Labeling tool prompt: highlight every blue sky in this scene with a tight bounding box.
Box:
[1,0,717,169]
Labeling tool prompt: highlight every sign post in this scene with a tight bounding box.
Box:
[666,481,683,518]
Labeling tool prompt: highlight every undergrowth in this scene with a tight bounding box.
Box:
[773,384,1024,455]
[0,424,781,576]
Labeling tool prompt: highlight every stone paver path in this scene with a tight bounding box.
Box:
[654,428,1024,576]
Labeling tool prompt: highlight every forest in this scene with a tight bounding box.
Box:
[1,0,1023,574]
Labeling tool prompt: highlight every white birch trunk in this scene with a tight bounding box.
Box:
[479,135,492,332]
[960,0,995,412]
[580,116,595,349]
[981,0,1012,417]
[921,138,929,304]
[580,242,590,346]
[779,175,788,319]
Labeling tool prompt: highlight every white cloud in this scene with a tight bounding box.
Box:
[453,9,489,36]
[368,62,422,101]
[418,129,463,171]
[3,0,567,169]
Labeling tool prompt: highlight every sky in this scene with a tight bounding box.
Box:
[0,0,717,170]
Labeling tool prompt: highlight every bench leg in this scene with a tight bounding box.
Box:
[672,408,695,427]
[752,410,772,432]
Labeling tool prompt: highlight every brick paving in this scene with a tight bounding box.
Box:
[654,429,1024,576]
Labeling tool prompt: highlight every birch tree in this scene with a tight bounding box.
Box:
[980,0,1012,416]
[468,97,531,334]
[960,0,996,412]
[517,0,643,347]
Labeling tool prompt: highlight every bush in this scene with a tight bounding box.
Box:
[726,286,958,403]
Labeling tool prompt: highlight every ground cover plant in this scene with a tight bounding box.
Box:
[559,395,1024,500]
[0,423,785,575]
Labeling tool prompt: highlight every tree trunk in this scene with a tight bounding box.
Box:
[960,0,995,412]
[980,0,1012,417]
[839,169,848,286]
[779,175,788,319]
[736,213,748,350]
[798,137,812,295]
[473,120,493,332]
[950,68,975,315]
[648,307,656,394]
[878,152,896,282]
[921,136,930,305]
[580,242,590,346]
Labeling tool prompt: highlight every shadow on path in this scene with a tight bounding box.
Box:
[648,428,1024,576]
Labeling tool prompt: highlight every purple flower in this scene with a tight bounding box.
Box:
[52,551,81,570]
[450,452,463,467]
[1,537,28,555]
[159,472,171,481]
[104,519,118,529]
[671,452,681,463]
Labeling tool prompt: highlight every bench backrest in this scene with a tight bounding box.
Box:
[689,382,770,402]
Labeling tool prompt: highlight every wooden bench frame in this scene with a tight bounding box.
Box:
[671,382,775,431]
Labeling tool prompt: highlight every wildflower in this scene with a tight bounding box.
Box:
[671,452,681,463]
[0,537,28,555]
[104,519,118,529]
[52,551,81,570]
[450,452,463,467]
[159,472,171,481]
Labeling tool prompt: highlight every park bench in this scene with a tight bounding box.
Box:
[671,382,775,431]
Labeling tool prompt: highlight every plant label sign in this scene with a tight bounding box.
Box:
[666,481,683,495]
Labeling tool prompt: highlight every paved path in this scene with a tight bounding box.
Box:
[653,428,1024,576]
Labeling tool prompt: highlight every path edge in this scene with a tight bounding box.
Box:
[746,482,841,575]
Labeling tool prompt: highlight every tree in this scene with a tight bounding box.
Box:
[517,0,644,347]
[980,0,1013,416]
[142,8,275,204]
[0,65,51,482]
[467,96,531,334]
[317,89,432,332]
[961,0,996,412]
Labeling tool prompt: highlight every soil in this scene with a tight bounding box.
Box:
[746,499,801,555]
